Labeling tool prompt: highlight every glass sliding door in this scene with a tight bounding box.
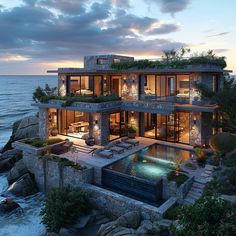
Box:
[177,112,190,144]
[143,112,190,144]
[144,113,156,138]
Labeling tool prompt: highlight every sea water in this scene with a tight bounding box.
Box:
[0,75,57,235]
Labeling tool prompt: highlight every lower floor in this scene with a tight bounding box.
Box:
[39,108,219,146]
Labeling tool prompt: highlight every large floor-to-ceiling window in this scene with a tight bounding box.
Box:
[143,74,190,103]
[143,112,190,144]
[58,109,90,140]
[69,76,93,96]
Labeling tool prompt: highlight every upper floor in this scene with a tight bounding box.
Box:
[50,55,225,106]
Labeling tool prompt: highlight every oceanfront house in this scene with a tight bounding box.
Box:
[35,54,229,147]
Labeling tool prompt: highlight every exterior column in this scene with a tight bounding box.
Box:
[201,112,213,146]
[189,111,201,146]
[39,108,49,139]
[139,112,145,136]
[98,112,110,146]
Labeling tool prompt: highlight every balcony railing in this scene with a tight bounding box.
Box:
[139,94,190,104]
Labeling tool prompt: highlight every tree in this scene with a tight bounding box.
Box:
[196,77,236,133]
[173,196,236,236]
[33,84,57,102]
[40,187,91,233]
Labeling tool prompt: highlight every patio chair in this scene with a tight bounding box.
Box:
[105,144,125,154]
[121,137,139,146]
[92,148,113,158]
[114,140,132,150]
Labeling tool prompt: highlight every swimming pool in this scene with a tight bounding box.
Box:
[102,143,191,203]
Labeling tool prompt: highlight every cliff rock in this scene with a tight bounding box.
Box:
[1,115,39,153]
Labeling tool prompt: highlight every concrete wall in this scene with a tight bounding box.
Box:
[162,175,194,203]
[84,55,134,70]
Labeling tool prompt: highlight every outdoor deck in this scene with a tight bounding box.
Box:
[55,136,194,184]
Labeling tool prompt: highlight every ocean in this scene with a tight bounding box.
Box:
[0,75,57,148]
[0,75,57,236]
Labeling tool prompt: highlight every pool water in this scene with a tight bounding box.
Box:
[105,144,191,182]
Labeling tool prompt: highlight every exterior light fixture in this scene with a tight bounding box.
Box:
[94,119,98,125]
[132,79,135,83]
[193,116,197,125]
[131,111,134,117]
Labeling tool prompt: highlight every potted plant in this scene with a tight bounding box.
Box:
[128,126,137,139]
[50,125,58,136]
[85,136,95,146]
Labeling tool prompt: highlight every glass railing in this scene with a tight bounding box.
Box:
[139,94,190,104]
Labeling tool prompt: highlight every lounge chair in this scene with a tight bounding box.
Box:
[105,144,125,154]
[92,148,113,158]
[121,137,139,146]
[114,140,132,150]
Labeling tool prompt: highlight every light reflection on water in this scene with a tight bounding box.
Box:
[107,144,191,181]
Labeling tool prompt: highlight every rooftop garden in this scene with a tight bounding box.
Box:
[111,48,226,70]
[33,84,121,105]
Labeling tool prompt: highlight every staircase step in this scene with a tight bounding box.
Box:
[187,192,202,199]
[159,219,173,227]
[205,164,215,171]
[191,187,203,194]
[184,197,196,205]
[195,178,210,184]
[192,182,205,189]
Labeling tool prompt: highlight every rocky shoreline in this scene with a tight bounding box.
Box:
[0,116,40,215]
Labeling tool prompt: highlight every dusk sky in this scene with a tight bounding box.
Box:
[0,0,235,75]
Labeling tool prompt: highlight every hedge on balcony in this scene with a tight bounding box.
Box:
[38,94,121,106]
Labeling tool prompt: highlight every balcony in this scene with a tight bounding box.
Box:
[140,94,190,105]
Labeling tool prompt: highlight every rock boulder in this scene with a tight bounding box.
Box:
[0,149,22,172]
[0,198,21,215]
[7,159,29,184]
[1,115,39,153]
[6,173,37,197]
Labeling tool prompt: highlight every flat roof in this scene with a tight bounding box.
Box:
[47,66,228,74]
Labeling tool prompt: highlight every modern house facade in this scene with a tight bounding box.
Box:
[36,54,226,146]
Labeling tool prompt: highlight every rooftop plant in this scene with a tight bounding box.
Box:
[111,48,226,70]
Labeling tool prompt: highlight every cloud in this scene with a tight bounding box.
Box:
[146,0,191,15]
[213,48,229,53]
[0,0,185,73]
[147,23,180,35]
[207,32,229,37]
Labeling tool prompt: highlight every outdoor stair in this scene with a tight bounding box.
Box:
[183,164,216,205]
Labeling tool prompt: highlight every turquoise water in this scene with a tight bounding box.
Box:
[0,75,57,148]
[106,144,191,181]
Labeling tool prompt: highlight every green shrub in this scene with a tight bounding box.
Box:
[40,187,91,233]
[167,171,188,186]
[194,147,207,165]
[172,196,236,236]
[33,84,57,102]
[184,162,197,170]
[223,153,236,167]
[209,132,236,153]
[40,155,87,171]
[22,138,64,147]
[165,204,182,220]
